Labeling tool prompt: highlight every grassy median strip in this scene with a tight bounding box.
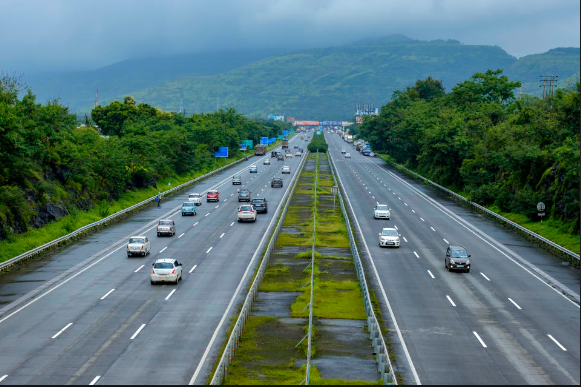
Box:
[224,151,379,385]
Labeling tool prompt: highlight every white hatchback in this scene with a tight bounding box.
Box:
[264,159,271,165]
[374,204,390,220]
[127,236,151,257]
[379,228,400,248]
[151,259,183,285]
[237,205,257,222]
[282,165,291,174]
[345,153,351,158]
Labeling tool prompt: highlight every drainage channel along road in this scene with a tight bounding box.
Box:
[220,152,383,384]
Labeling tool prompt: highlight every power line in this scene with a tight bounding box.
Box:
[539,75,558,99]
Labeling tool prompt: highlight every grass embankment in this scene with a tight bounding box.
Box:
[225,153,376,385]
[377,153,581,255]
[0,138,288,265]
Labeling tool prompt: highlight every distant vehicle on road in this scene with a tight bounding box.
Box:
[207,190,219,202]
[237,204,257,222]
[277,154,284,161]
[345,152,351,158]
[271,151,277,158]
[188,193,202,205]
[285,151,292,158]
[251,197,268,213]
[282,139,289,149]
[374,204,390,220]
[250,165,258,173]
[254,144,266,156]
[282,165,291,174]
[238,188,251,202]
[295,151,302,157]
[232,175,242,185]
[362,149,371,156]
[151,259,182,285]
[264,159,271,165]
[157,220,176,237]
[181,202,197,216]
[271,177,283,188]
[341,148,346,154]
[127,236,150,257]
[379,228,400,248]
[445,245,471,273]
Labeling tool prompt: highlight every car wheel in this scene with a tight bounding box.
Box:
[466,269,470,273]
[175,276,179,285]
[157,233,160,237]
[182,213,184,216]
[127,253,131,257]
[151,280,155,285]
[448,264,452,272]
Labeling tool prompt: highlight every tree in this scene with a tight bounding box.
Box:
[452,69,521,106]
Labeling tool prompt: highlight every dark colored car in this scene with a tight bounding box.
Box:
[271,151,277,158]
[251,197,268,213]
[445,245,471,273]
[238,188,251,202]
[277,154,284,161]
[271,177,283,188]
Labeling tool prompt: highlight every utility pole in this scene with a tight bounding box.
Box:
[180,98,183,114]
[94,89,99,108]
[539,75,558,99]
[217,95,220,111]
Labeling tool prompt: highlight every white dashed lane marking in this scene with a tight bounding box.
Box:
[508,298,522,310]
[160,247,167,253]
[165,289,176,301]
[446,296,456,307]
[443,238,449,244]
[51,323,73,339]
[413,251,419,258]
[430,227,436,232]
[548,335,567,351]
[220,233,225,239]
[100,289,115,300]
[427,270,435,279]
[473,332,487,348]
[189,265,198,274]
[206,247,213,254]
[480,272,491,281]
[134,265,144,273]
[130,324,146,340]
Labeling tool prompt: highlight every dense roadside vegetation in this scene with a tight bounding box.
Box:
[0,73,289,257]
[358,70,580,246]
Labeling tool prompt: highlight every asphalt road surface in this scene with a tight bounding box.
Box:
[327,132,580,385]
[0,135,308,385]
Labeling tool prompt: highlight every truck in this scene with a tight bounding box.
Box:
[282,139,289,149]
[301,135,304,140]
[254,144,267,156]
[345,134,353,143]
[362,148,371,156]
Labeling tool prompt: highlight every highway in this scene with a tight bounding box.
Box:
[0,135,307,385]
[327,132,580,385]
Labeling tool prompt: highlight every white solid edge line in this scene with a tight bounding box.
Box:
[130,324,146,340]
[189,150,304,385]
[165,289,177,301]
[446,295,456,307]
[414,251,419,258]
[100,289,115,300]
[427,270,435,279]
[89,376,101,385]
[480,272,491,281]
[473,331,487,348]
[206,247,213,254]
[134,265,145,273]
[189,265,197,274]
[327,149,422,385]
[160,247,167,253]
[369,159,580,308]
[547,334,567,351]
[51,322,73,339]
[508,298,522,310]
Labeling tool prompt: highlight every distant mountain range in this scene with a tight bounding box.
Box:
[23,35,580,120]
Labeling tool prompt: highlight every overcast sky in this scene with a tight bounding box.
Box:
[1,0,579,73]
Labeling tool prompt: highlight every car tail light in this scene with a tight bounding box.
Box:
[152,268,155,274]
[141,246,144,251]
[238,210,242,213]
[171,269,176,274]
[127,245,130,250]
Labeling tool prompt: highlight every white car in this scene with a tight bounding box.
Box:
[237,204,257,222]
[341,149,346,154]
[157,219,176,237]
[282,165,291,174]
[188,193,202,206]
[264,159,271,165]
[379,228,400,248]
[345,153,351,158]
[285,152,292,158]
[374,204,390,219]
[151,259,183,285]
[127,236,151,257]
[295,151,301,157]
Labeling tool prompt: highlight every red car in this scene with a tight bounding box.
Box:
[207,190,219,202]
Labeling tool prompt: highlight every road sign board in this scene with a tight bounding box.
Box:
[537,202,545,211]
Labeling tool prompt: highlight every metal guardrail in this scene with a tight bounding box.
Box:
[328,151,397,385]
[379,158,580,265]
[0,155,256,272]
[210,151,309,385]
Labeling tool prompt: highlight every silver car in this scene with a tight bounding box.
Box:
[188,193,202,206]
[445,245,471,273]
[151,259,183,285]
[127,236,151,257]
[379,228,400,248]
[157,219,176,237]
[374,204,390,219]
[237,205,257,222]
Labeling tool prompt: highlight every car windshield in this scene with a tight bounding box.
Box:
[208,191,218,195]
[273,178,281,181]
[233,176,240,179]
[451,250,468,258]
[154,262,174,269]
[240,206,252,211]
[376,205,388,211]
[129,238,145,244]
[252,198,265,203]
[159,221,173,225]
[382,229,398,236]
[240,190,249,194]
[189,194,200,198]
[183,203,194,207]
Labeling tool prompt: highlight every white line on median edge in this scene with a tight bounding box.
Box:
[130,324,146,340]
[100,289,115,300]
[508,298,522,310]
[165,289,176,301]
[473,331,487,348]
[134,265,144,273]
[189,265,197,274]
[547,334,567,351]
[206,247,213,254]
[51,323,73,339]
[427,270,435,279]
[446,296,456,307]
[89,376,101,385]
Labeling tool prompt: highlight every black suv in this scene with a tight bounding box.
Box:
[251,197,268,213]
[238,189,251,202]
[271,177,283,188]
[445,245,471,273]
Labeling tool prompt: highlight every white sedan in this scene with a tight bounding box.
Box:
[151,259,183,284]
[379,228,400,248]
[127,236,151,257]
[374,204,390,219]
[264,159,271,165]
[188,193,202,206]
[345,153,351,158]
[237,205,257,222]
[282,165,291,174]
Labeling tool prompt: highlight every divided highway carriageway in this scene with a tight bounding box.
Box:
[0,135,305,385]
[327,131,579,385]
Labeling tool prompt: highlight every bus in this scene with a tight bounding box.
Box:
[255,144,267,155]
